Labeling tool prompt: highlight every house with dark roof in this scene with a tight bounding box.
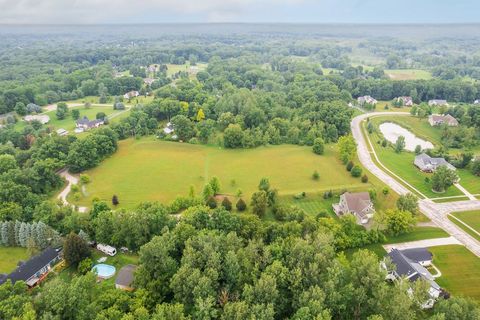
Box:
[75,116,104,132]
[383,248,441,308]
[332,192,375,225]
[414,153,456,173]
[428,114,459,127]
[0,247,62,288]
[428,99,448,106]
[115,264,136,291]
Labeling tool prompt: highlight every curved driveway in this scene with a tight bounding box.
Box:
[351,112,480,257]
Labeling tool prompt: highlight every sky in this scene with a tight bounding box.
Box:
[0,0,478,24]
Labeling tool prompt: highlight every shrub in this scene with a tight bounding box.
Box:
[351,165,362,177]
[236,198,247,211]
[312,137,325,155]
[316,210,329,219]
[312,170,320,180]
[381,139,388,147]
[361,174,368,183]
[206,196,217,209]
[79,174,90,184]
[78,258,93,275]
[294,192,306,199]
[346,161,354,171]
[382,187,390,195]
[112,195,119,206]
[221,197,232,211]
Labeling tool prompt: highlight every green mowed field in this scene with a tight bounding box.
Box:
[72,138,389,209]
[366,116,480,198]
[430,245,480,300]
[0,247,29,273]
[449,210,480,241]
[385,69,432,80]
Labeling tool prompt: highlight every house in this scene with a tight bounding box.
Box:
[56,128,68,136]
[428,99,448,106]
[97,243,117,256]
[147,65,159,73]
[0,247,62,287]
[428,114,459,127]
[76,116,104,132]
[24,115,50,124]
[357,95,377,106]
[163,122,174,135]
[474,99,480,104]
[144,78,155,85]
[383,248,441,307]
[332,192,375,225]
[115,264,137,291]
[414,153,456,172]
[395,96,413,106]
[123,91,140,100]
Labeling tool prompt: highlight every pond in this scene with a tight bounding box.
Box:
[379,122,434,151]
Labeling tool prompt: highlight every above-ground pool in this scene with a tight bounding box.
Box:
[92,264,116,279]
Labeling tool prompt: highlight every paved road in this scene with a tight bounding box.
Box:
[383,236,462,251]
[58,169,88,213]
[351,112,480,257]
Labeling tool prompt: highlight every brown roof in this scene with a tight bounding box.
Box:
[115,264,136,288]
[343,192,372,218]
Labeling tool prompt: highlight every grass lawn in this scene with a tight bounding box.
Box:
[365,116,480,199]
[165,62,207,79]
[384,226,449,244]
[17,105,123,133]
[71,138,395,209]
[0,247,29,274]
[385,69,432,80]
[449,210,480,241]
[429,245,480,300]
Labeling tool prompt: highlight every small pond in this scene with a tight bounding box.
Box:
[378,122,434,151]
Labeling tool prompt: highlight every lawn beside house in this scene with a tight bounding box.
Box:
[449,211,480,241]
[0,247,29,274]
[365,116,479,198]
[429,245,480,300]
[70,138,395,210]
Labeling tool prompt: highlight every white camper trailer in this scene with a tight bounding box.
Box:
[96,243,117,256]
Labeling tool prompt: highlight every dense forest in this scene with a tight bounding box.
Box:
[1,24,480,319]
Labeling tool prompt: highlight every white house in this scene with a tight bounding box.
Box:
[163,122,174,135]
[357,95,377,106]
[97,244,117,256]
[332,192,375,225]
[428,99,448,106]
[428,114,459,127]
[414,153,456,173]
[123,91,140,100]
[395,96,413,106]
[56,128,68,136]
[24,115,50,124]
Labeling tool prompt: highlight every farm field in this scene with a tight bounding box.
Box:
[0,247,29,274]
[449,210,480,241]
[385,69,432,80]
[71,138,395,209]
[430,245,480,300]
[366,115,480,198]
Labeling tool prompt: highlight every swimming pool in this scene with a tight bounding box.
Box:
[92,264,116,279]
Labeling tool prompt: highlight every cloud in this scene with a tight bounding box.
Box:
[0,0,310,23]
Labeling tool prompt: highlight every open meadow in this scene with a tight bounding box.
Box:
[71,138,395,210]
[385,69,432,80]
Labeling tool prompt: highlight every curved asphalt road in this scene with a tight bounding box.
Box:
[351,112,480,257]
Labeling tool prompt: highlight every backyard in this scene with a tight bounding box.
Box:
[69,138,395,209]
[0,247,29,274]
[430,245,480,300]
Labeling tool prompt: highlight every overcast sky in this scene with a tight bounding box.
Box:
[0,0,478,24]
